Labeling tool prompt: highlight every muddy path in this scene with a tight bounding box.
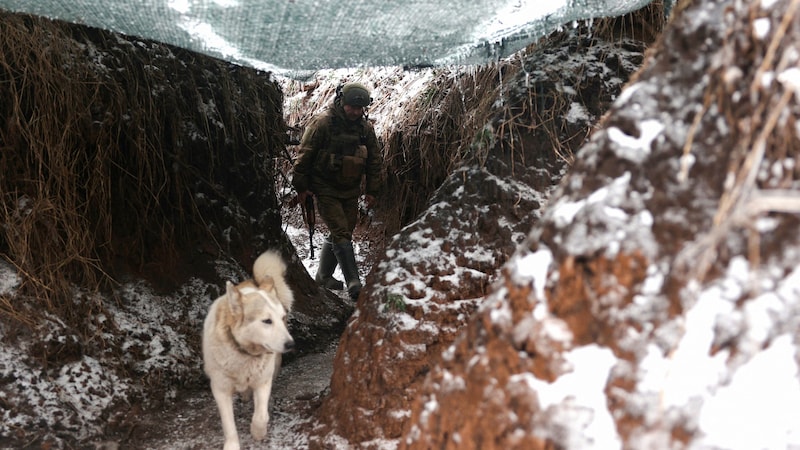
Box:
[119,343,338,450]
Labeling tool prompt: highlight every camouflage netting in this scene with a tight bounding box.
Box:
[0,0,657,75]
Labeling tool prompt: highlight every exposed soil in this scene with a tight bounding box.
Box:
[308,29,648,448]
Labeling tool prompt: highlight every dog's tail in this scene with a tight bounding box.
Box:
[253,250,294,312]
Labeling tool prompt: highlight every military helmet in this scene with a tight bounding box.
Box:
[340,82,372,107]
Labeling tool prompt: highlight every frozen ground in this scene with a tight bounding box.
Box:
[119,219,355,450]
[123,342,339,450]
[0,207,357,449]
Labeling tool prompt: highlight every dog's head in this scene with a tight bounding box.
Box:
[225,280,295,356]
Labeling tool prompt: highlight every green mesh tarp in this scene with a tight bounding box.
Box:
[0,0,654,77]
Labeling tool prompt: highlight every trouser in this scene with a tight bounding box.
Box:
[315,240,343,290]
[315,195,358,244]
[315,195,361,300]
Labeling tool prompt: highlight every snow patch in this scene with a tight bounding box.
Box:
[514,248,553,302]
[514,345,620,449]
[607,120,664,163]
[753,17,771,39]
[697,334,800,449]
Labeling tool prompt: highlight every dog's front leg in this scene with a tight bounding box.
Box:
[250,383,273,441]
[211,384,240,450]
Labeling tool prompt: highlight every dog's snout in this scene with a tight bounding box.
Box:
[284,339,295,352]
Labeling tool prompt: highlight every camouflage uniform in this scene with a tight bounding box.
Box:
[291,83,382,299]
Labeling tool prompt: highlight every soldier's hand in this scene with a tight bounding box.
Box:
[363,194,376,209]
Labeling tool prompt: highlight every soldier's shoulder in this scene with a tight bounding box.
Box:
[306,111,333,130]
[362,118,377,134]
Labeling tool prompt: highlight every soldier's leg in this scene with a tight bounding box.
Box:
[317,196,362,300]
[314,195,346,290]
[315,240,343,290]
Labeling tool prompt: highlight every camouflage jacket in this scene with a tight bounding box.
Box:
[291,104,383,199]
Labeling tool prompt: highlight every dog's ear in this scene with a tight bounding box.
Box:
[225,281,244,316]
[258,275,275,294]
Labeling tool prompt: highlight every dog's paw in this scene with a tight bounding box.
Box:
[251,418,269,441]
[223,440,240,450]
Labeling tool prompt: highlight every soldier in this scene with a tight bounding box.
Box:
[291,82,383,301]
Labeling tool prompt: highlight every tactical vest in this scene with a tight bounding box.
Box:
[316,115,369,188]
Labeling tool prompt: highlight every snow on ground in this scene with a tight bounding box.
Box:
[0,221,336,449]
[510,246,800,449]
[0,65,427,449]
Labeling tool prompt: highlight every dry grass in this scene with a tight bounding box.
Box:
[593,0,666,44]
[0,12,285,328]
[675,0,800,280]
[378,66,503,233]
[485,3,665,177]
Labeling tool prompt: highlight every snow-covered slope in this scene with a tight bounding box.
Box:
[402,0,800,448]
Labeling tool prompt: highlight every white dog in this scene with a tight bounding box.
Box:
[202,250,295,450]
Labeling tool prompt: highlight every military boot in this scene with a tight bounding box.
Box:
[332,241,362,301]
[314,240,344,290]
